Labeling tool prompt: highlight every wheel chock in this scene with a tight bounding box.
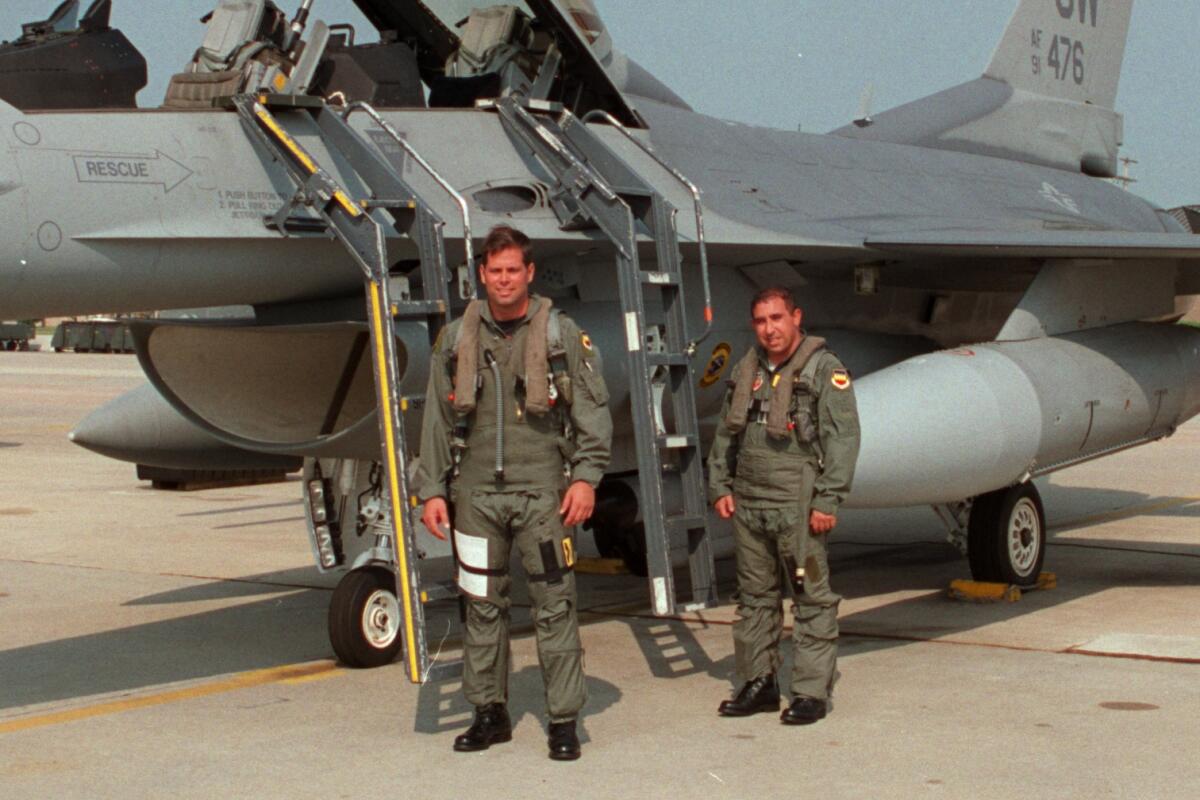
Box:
[948,580,1021,603]
[575,557,629,575]
[948,572,1057,603]
[1035,572,1057,590]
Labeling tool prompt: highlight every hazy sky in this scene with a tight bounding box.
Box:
[2,1,1195,207]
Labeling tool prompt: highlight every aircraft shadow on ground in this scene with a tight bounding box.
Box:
[0,588,332,710]
[0,441,21,448]
[828,486,1200,659]
[597,481,1200,679]
[124,567,338,605]
[4,484,1194,711]
[0,564,643,711]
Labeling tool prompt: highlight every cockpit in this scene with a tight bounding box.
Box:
[158,0,679,127]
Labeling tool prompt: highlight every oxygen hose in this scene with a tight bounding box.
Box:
[484,349,504,480]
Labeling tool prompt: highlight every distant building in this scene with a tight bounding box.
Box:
[1168,206,1200,234]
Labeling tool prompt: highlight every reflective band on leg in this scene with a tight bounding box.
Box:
[455,529,492,597]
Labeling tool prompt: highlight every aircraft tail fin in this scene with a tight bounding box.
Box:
[833,0,1134,178]
[985,0,1133,110]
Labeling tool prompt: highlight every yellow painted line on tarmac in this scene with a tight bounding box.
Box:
[280,667,346,686]
[0,661,341,736]
[1050,496,1198,532]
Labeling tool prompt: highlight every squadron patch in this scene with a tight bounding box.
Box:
[831,368,851,391]
[699,342,732,388]
[751,370,764,393]
[580,331,594,354]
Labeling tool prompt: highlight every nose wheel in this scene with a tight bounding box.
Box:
[328,567,404,668]
[967,482,1046,587]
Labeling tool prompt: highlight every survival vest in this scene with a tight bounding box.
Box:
[446,297,572,414]
[725,336,827,443]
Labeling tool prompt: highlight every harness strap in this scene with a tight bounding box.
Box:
[765,337,825,440]
[452,300,484,414]
[456,561,508,578]
[725,337,827,439]
[451,297,563,416]
[724,349,759,434]
[523,297,554,415]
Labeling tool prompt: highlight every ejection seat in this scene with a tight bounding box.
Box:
[162,0,290,108]
[428,4,545,108]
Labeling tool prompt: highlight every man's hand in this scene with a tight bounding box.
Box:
[421,497,451,540]
[809,509,837,535]
[560,481,596,527]
[714,494,736,519]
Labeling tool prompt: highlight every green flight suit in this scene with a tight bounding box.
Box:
[707,342,861,701]
[416,297,612,722]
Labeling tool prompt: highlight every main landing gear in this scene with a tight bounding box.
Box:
[966,482,1047,588]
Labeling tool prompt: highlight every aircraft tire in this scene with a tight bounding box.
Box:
[328,567,404,668]
[967,483,1046,588]
[614,522,649,577]
[592,521,648,577]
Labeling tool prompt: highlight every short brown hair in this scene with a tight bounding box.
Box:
[750,286,797,314]
[481,224,533,266]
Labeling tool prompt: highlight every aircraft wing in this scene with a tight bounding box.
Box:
[864,231,1200,261]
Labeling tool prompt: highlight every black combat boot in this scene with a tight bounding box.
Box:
[547,720,581,761]
[717,674,780,717]
[780,696,828,725]
[453,703,513,751]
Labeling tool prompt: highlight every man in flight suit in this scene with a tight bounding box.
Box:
[417,225,612,760]
[707,286,861,725]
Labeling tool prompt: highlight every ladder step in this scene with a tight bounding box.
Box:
[640,271,679,286]
[657,434,698,450]
[665,515,707,534]
[679,599,718,613]
[645,353,690,367]
[422,659,465,682]
[391,299,447,317]
[363,197,417,210]
[420,581,458,604]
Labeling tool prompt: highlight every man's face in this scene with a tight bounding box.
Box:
[479,245,534,316]
[751,296,804,361]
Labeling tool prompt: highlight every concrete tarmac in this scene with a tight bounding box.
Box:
[1,350,1198,798]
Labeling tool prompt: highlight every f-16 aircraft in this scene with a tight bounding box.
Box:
[2,0,1196,678]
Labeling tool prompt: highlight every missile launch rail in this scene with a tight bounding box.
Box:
[490,95,719,616]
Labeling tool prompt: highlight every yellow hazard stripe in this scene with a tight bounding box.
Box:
[369,282,421,683]
[253,104,362,219]
[0,662,339,735]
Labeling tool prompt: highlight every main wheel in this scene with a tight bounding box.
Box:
[328,567,404,668]
[967,482,1046,587]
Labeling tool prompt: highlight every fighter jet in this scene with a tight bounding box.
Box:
[0,0,146,110]
[1,0,1196,673]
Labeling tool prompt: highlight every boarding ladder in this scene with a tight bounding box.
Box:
[490,96,718,615]
[233,93,472,683]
